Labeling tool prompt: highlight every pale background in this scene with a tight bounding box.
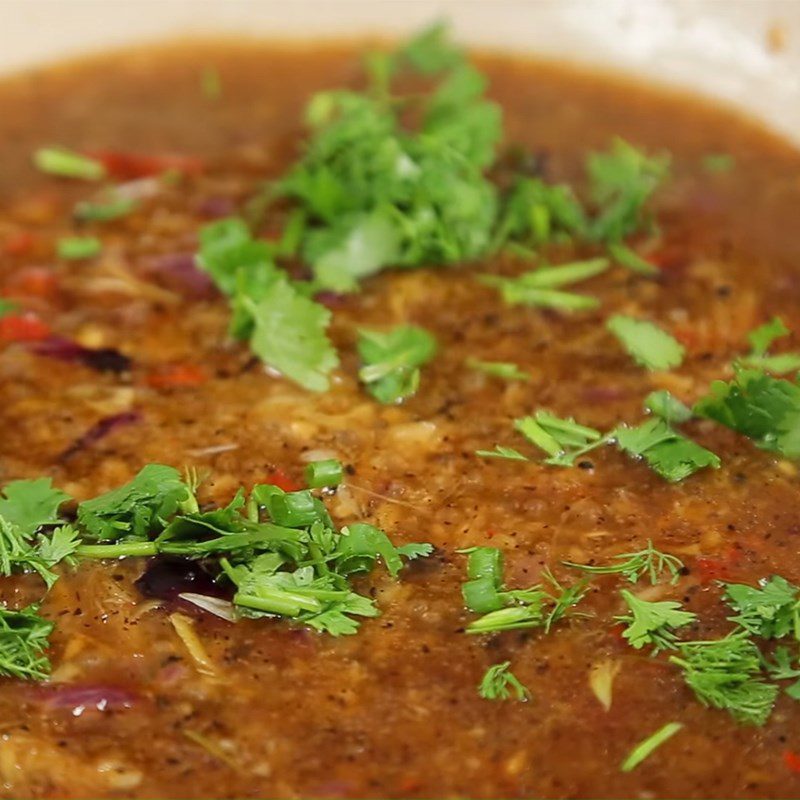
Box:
[0,0,799,142]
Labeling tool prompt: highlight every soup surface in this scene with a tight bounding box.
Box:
[0,37,799,800]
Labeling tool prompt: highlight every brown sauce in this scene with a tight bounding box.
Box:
[0,39,799,799]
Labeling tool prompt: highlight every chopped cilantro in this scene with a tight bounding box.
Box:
[492,177,586,249]
[765,646,800,699]
[0,604,53,680]
[606,315,684,371]
[466,358,530,381]
[480,258,608,310]
[740,317,800,375]
[748,317,789,356]
[461,547,587,634]
[56,236,102,260]
[0,478,70,537]
[247,279,339,392]
[197,218,338,392]
[563,540,685,585]
[32,146,105,181]
[586,137,669,242]
[77,464,192,542]
[277,47,501,290]
[614,418,720,482]
[515,411,605,466]
[616,590,696,651]
[478,661,530,701]
[396,20,464,75]
[723,576,799,640]
[358,325,436,403]
[621,722,683,772]
[694,368,800,459]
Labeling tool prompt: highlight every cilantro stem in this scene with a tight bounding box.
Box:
[75,542,158,558]
[234,590,321,616]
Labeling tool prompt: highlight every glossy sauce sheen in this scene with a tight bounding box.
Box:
[0,41,800,799]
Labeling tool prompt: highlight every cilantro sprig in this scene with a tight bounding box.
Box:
[694,368,800,459]
[616,590,696,652]
[197,218,339,392]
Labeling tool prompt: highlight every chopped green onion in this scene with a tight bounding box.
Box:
[74,197,137,222]
[56,236,102,260]
[201,66,222,100]
[621,722,683,772]
[33,147,105,181]
[608,242,659,276]
[305,459,343,489]
[702,154,734,174]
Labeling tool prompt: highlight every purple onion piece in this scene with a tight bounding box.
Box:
[29,684,140,712]
[141,253,217,299]
[32,336,131,373]
[195,196,237,219]
[135,556,229,603]
[59,411,140,462]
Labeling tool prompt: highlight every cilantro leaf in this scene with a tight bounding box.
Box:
[0,517,56,588]
[197,217,278,299]
[77,464,192,541]
[0,478,70,538]
[358,325,436,403]
[748,317,790,356]
[616,590,696,651]
[723,576,800,640]
[246,278,339,393]
[306,210,401,292]
[0,604,53,681]
[607,315,684,371]
[614,418,720,482]
[478,661,530,701]
[694,368,800,459]
[36,524,80,568]
[740,317,800,375]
